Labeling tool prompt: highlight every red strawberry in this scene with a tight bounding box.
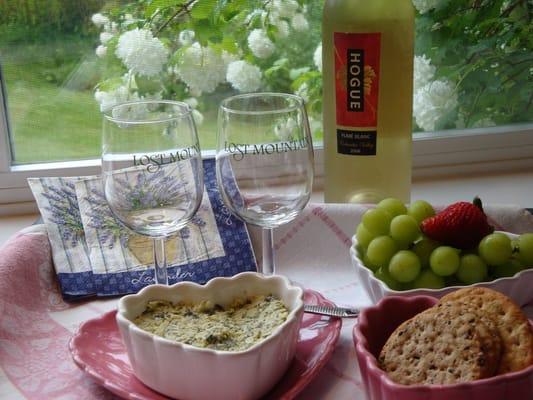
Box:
[420,197,493,249]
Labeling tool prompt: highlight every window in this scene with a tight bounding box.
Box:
[1,0,532,214]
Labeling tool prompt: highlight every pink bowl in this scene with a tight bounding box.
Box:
[353,295,533,400]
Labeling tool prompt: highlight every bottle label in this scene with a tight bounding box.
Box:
[334,32,381,155]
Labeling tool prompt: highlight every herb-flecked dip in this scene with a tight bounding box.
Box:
[133,295,289,351]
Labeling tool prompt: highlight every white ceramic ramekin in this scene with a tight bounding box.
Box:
[116,272,304,400]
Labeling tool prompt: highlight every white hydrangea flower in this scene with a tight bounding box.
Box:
[271,0,299,18]
[94,86,135,112]
[274,117,297,140]
[100,32,114,44]
[95,45,107,58]
[116,28,169,77]
[183,97,198,109]
[412,0,441,14]
[314,44,322,72]
[248,29,275,59]
[188,87,202,97]
[222,50,238,67]
[262,9,279,26]
[176,43,227,93]
[226,60,262,92]
[123,13,136,26]
[295,83,310,103]
[91,13,109,27]
[112,101,149,121]
[178,30,195,46]
[414,54,436,91]
[291,13,309,32]
[141,91,162,102]
[413,79,458,131]
[192,109,204,125]
[245,9,263,25]
[275,20,290,38]
[109,22,118,33]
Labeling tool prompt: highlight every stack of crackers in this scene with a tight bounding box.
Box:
[378,287,533,385]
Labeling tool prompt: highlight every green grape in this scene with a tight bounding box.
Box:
[412,269,445,289]
[366,236,397,267]
[388,250,421,283]
[408,200,436,224]
[456,254,488,284]
[361,208,392,236]
[362,252,379,272]
[389,214,420,244]
[395,240,411,250]
[413,239,440,268]
[355,223,376,249]
[377,197,407,217]
[401,281,415,291]
[430,246,460,277]
[492,258,524,278]
[517,233,533,265]
[478,232,512,266]
[444,275,461,287]
[374,266,402,290]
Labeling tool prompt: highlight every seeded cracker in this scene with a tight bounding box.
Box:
[379,306,497,385]
[428,302,502,377]
[439,287,533,373]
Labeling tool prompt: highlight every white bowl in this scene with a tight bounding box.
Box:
[351,232,533,306]
[116,272,304,400]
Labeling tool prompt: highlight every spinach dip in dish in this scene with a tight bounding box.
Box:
[133,295,289,351]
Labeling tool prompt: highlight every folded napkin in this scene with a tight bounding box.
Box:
[28,159,257,300]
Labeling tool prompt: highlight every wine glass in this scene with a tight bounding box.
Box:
[102,100,203,285]
[216,92,314,275]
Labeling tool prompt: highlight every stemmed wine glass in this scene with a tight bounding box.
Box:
[102,100,204,285]
[216,93,314,275]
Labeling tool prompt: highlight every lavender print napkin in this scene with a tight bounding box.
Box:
[29,159,257,299]
[28,177,96,299]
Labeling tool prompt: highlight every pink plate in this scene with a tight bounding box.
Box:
[69,289,342,400]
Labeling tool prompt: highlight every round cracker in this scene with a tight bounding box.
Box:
[432,301,502,376]
[440,287,533,373]
[379,306,496,385]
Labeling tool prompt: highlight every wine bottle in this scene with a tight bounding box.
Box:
[322,0,414,204]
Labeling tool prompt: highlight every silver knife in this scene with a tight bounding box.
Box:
[303,304,359,318]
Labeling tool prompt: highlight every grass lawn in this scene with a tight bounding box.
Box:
[1,34,218,165]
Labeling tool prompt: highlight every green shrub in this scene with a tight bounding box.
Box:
[0,0,106,41]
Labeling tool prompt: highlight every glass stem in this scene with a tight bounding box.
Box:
[153,237,168,285]
[262,228,275,275]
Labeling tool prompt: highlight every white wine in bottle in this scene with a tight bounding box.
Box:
[322,0,414,204]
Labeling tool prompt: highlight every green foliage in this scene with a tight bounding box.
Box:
[0,0,106,40]
[415,0,533,129]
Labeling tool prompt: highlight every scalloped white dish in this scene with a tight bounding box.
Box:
[351,232,533,306]
[69,288,342,400]
[116,272,304,400]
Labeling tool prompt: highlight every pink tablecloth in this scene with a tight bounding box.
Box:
[2,203,533,399]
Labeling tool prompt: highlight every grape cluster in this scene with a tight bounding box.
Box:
[355,198,533,290]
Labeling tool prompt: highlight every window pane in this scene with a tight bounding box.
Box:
[412,0,533,132]
[0,1,106,164]
[1,1,531,166]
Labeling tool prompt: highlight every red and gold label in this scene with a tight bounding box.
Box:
[333,32,381,155]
